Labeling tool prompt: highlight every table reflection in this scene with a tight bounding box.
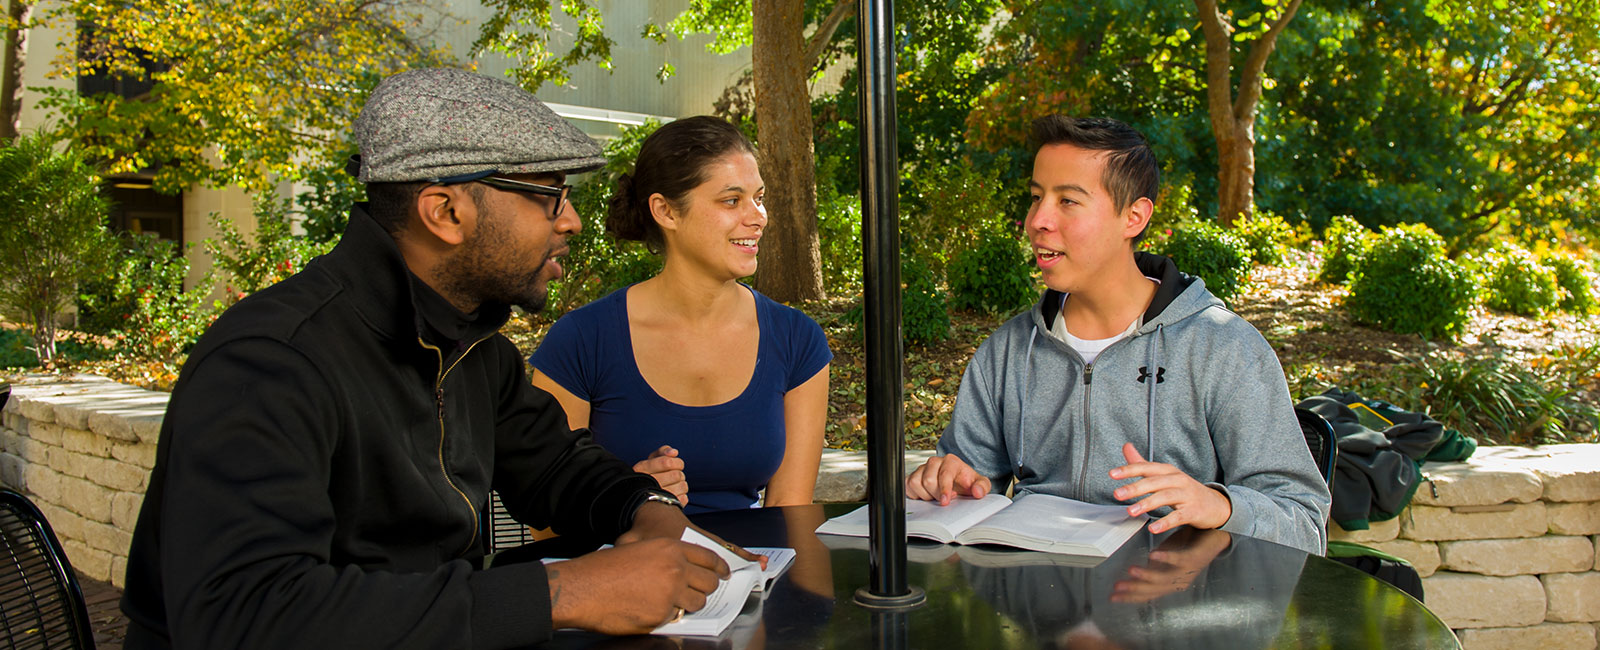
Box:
[529,504,1457,650]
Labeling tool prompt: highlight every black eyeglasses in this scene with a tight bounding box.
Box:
[475,176,572,219]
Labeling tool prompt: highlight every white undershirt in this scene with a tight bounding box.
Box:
[1047,278,1159,365]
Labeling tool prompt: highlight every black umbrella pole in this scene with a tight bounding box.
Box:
[853,0,924,610]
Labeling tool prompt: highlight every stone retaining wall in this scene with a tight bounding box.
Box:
[1331,444,1600,650]
[1,374,1597,649]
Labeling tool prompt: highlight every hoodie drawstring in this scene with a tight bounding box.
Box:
[1019,326,1039,480]
[1144,323,1165,463]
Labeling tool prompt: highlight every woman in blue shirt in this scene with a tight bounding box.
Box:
[530,116,832,514]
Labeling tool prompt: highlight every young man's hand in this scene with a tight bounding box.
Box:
[633,445,689,505]
[547,537,729,635]
[906,454,992,505]
[1109,443,1232,533]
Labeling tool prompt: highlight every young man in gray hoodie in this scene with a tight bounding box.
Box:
[907,115,1331,555]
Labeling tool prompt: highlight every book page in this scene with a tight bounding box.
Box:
[748,547,795,591]
[815,494,1013,543]
[957,493,1145,556]
[653,528,762,636]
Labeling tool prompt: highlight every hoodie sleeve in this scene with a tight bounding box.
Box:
[937,334,1016,489]
[1207,335,1332,556]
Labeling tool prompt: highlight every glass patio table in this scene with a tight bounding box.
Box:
[528,503,1459,650]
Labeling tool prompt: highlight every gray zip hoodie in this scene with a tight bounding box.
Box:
[938,253,1331,555]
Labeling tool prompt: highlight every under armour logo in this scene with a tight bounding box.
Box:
[1137,366,1166,384]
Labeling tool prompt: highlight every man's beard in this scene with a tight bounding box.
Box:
[438,212,552,314]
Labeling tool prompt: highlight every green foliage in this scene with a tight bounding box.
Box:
[105,237,218,366]
[1480,244,1561,318]
[547,120,663,317]
[901,256,951,345]
[0,328,37,368]
[206,194,335,299]
[1235,211,1295,267]
[0,134,116,363]
[948,229,1036,316]
[901,159,1016,273]
[296,154,367,244]
[39,0,443,193]
[1318,215,1371,285]
[1388,346,1600,446]
[1143,220,1252,302]
[816,188,863,293]
[476,0,615,94]
[1345,224,1476,340]
[1547,254,1597,315]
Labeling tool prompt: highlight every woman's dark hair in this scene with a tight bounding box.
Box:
[607,116,757,253]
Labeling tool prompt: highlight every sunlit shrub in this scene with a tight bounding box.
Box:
[1345,223,1475,339]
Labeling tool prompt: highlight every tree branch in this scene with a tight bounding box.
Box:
[1234,0,1303,122]
[803,0,855,73]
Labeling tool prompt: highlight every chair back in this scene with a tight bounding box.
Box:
[1296,407,1337,486]
[0,489,96,649]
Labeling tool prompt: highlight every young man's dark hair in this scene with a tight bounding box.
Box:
[1030,116,1159,239]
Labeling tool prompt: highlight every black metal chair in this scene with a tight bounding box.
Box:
[1296,406,1337,485]
[487,492,535,553]
[0,489,96,649]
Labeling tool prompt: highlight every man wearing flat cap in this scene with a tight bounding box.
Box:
[121,68,737,649]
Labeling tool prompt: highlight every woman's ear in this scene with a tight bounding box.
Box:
[415,185,472,246]
[649,192,679,233]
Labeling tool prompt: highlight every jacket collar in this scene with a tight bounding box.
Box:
[1038,252,1192,331]
[315,203,511,346]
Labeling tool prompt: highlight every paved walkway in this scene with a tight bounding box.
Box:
[81,575,127,649]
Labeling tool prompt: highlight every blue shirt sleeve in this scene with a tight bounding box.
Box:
[771,300,832,391]
[528,305,599,401]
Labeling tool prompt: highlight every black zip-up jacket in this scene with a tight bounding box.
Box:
[121,205,658,650]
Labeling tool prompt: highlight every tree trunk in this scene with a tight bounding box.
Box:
[1194,0,1302,228]
[751,0,824,303]
[0,0,29,143]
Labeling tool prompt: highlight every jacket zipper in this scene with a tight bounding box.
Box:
[420,335,489,556]
[1077,363,1093,499]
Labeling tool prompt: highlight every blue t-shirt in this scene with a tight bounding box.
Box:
[530,285,832,514]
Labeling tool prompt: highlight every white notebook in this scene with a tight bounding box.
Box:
[816,493,1145,557]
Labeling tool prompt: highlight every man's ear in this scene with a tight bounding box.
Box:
[649,193,680,233]
[414,185,472,246]
[1123,196,1154,240]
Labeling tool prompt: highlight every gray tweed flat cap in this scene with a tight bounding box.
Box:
[353,68,605,183]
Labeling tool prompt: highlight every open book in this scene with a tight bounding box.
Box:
[816,493,1145,557]
[651,528,794,637]
[542,530,794,638]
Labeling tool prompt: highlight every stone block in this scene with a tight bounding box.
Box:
[23,463,61,504]
[1401,503,1548,541]
[80,517,133,556]
[814,449,937,503]
[16,436,47,463]
[1525,445,1600,503]
[55,474,114,523]
[85,457,148,493]
[128,413,164,445]
[111,491,143,531]
[1440,537,1594,576]
[1593,536,1598,572]
[1422,572,1545,629]
[111,441,157,470]
[1544,572,1600,622]
[1456,623,1596,650]
[109,555,127,589]
[0,452,23,492]
[60,427,112,458]
[18,399,55,424]
[59,539,112,583]
[44,445,89,479]
[1550,502,1600,536]
[36,501,85,543]
[1415,460,1544,507]
[1331,518,1400,543]
[1363,539,1441,577]
[0,427,18,455]
[50,400,91,431]
[27,420,63,446]
[87,410,138,442]
[3,415,25,436]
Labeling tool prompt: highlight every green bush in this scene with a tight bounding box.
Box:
[1235,211,1295,266]
[847,252,949,346]
[1145,220,1252,302]
[1345,223,1476,339]
[1318,215,1371,285]
[0,328,37,368]
[816,185,863,292]
[207,194,335,299]
[549,120,665,316]
[1545,253,1597,314]
[947,229,1037,315]
[1388,345,1600,445]
[86,234,219,365]
[1481,244,1561,318]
